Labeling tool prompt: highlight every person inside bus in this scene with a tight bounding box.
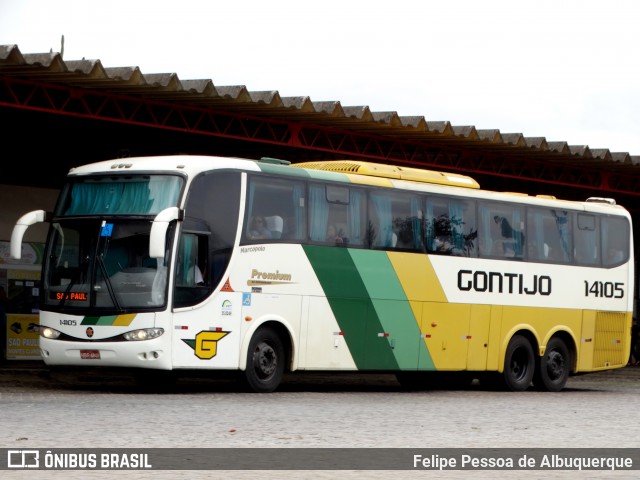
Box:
[433,236,452,253]
[494,215,524,249]
[248,216,272,240]
[395,224,415,249]
[326,224,345,245]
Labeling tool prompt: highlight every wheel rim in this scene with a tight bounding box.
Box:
[253,341,277,379]
[510,347,530,381]
[545,350,565,381]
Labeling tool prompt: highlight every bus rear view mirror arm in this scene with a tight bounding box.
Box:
[10,209,50,259]
[149,207,183,260]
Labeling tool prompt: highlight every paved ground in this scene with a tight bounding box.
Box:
[1,362,639,479]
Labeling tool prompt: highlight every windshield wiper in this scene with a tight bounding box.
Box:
[96,253,124,312]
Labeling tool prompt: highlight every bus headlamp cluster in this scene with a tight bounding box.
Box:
[123,328,164,341]
[40,327,61,339]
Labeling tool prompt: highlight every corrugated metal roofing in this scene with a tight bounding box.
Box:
[1,43,639,171]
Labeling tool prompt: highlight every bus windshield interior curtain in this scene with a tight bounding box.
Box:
[66,179,181,215]
[146,177,182,214]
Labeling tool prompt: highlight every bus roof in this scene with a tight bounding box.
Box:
[66,155,262,177]
[65,155,627,216]
[291,160,480,189]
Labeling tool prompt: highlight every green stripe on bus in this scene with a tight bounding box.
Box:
[81,316,117,325]
[258,162,352,183]
[257,162,312,178]
[303,245,399,370]
[349,249,434,370]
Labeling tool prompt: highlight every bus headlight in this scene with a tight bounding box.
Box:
[40,327,61,339]
[123,328,164,341]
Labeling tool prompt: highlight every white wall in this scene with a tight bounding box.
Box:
[0,185,59,243]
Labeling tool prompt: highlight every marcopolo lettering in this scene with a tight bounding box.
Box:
[458,269,551,296]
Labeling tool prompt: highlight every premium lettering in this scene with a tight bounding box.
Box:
[251,269,292,281]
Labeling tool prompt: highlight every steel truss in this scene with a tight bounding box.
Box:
[2,75,639,199]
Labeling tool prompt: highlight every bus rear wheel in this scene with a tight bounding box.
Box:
[242,327,285,393]
[502,335,534,391]
[533,337,570,392]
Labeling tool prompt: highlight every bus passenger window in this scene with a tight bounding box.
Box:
[176,233,208,288]
[244,175,306,243]
[309,183,364,246]
[601,216,630,267]
[526,207,573,263]
[573,213,598,265]
[426,197,476,256]
[174,230,211,308]
[493,215,524,257]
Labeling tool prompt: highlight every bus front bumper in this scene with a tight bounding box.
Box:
[39,337,172,370]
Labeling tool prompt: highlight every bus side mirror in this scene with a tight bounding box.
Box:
[150,207,181,260]
[11,210,49,259]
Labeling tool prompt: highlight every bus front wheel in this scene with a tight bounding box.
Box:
[242,327,285,393]
[502,335,535,391]
[533,337,570,392]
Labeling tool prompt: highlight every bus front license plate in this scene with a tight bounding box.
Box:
[80,350,100,360]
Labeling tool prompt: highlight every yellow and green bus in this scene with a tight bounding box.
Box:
[11,155,634,392]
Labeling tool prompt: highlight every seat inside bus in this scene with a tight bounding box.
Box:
[265,215,283,239]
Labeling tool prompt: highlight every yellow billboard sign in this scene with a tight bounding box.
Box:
[6,314,40,360]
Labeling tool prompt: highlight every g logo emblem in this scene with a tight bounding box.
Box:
[195,330,229,359]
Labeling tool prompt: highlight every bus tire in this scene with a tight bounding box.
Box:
[242,327,285,393]
[533,337,570,392]
[502,335,534,391]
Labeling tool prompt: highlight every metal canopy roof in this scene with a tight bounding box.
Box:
[1,43,640,209]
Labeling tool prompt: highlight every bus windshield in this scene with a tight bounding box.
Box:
[42,218,174,312]
[41,174,184,313]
